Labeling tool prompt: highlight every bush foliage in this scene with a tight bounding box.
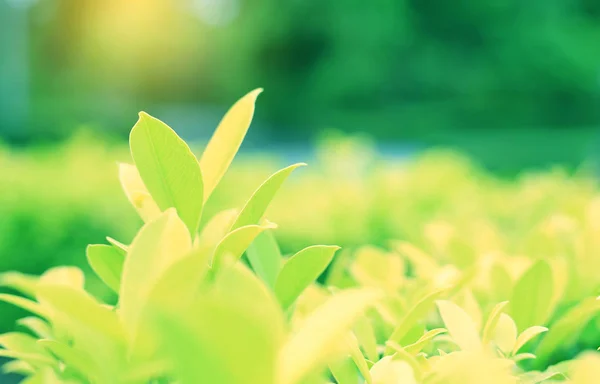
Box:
[1,90,600,383]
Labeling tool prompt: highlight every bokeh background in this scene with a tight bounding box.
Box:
[2,0,600,365]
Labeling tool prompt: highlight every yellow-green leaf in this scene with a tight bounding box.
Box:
[130,112,204,234]
[370,356,417,384]
[154,262,284,384]
[211,222,277,271]
[119,209,191,344]
[38,340,98,382]
[246,230,282,289]
[17,317,52,339]
[278,288,382,384]
[404,328,447,355]
[118,162,161,222]
[86,244,125,293]
[482,301,510,346]
[509,260,554,332]
[0,294,47,318]
[535,298,600,366]
[493,313,517,354]
[512,326,548,355]
[0,272,39,297]
[275,245,340,310]
[385,289,446,355]
[231,163,306,230]
[199,88,262,202]
[436,300,482,352]
[353,315,379,362]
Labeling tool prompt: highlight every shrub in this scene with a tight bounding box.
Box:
[1,90,600,383]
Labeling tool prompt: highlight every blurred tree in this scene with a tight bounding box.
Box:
[2,0,599,142]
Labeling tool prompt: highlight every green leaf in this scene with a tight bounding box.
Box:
[17,317,52,339]
[118,162,161,222]
[353,315,379,362]
[278,288,381,384]
[35,284,125,342]
[404,328,447,355]
[534,297,600,366]
[38,340,97,382]
[231,163,306,230]
[512,326,548,355]
[106,237,129,255]
[211,222,277,271]
[246,230,282,289]
[369,356,417,384]
[40,267,84,289]
[509,260,554,332]
[154,262,284,384]
[35,284,126,381]
[194,208,239,257]
[482,301,510,346]
[0,294,47,318]
[274,245,340,310]
[119,209,191,344]
[436,300,482,352]
[0,272,39,297]
[130,247,211,360]
[86,244,125,293]
[0,332,52,359]
[199,88,262,202]
[345,333,374,384]
[493,313,517,354]
[1,360,35,375]
[329,357,358,384]
[385,289,446,355]
[130,111,204,234]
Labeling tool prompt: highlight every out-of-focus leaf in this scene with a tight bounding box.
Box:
[38,340,97,382]
[130,112,204,234]
[155,262,283,384]
[200,88,262,202]
[17,317,52,339]
[353,315,379,362]
[535,298,600,366]
[404,328,447,355]
[278,288,381,384]
[512,326,548,355]
[509,260,554,332]
[246,230,282,289]
[0,272,39,297]
[274,245,340,310]
[119,209,191,346]
[436,300,482,352]
[0,294,47,318]
[385,289,446,355]
[86,244,124,293]
[211,222,277,270]
[106,237,128,255]
[493,313,517,354]
[482,301,510,346]
[231,163,306,230]
[118,162,161,222]
[370,356,417,384]
[40,267,84,289]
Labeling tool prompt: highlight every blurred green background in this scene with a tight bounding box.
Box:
[1,0,599,169]
[2,0,600,357]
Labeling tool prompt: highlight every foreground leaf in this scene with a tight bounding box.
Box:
[200,88,262,201]
[278,288,381,384]
[436,300,482,352]
[130,112,204,234]
[274,245,340,310]
[86,244,125,293]
[231,163,306,230]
